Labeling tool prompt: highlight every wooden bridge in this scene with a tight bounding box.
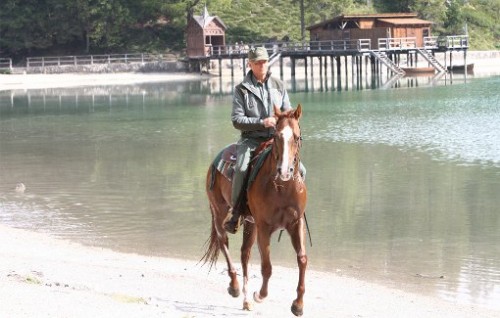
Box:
[188,35,469,78]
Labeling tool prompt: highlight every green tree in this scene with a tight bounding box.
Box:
[411,0,447,33]
[1,0,499,59]
[444,0,464,34]
[0,0,55,58]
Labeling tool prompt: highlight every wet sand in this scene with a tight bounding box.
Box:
[0,224,498,317]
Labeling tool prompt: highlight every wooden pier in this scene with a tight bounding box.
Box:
[187,35,469,85]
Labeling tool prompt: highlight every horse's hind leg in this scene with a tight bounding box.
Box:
[221,241,240,297]
[212,203,240,297]
[288,217,308,317]
[241,220,257,310]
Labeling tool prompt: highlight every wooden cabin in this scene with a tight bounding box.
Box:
[307,13,432,48]
[186,7,227,58]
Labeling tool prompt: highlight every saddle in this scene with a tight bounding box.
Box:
[209,141,273,190]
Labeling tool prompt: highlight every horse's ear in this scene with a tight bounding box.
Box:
[294,104,302,120]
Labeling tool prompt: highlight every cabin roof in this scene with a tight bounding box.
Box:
[306,13,430,30]
[378,18,432,26]
[192,7,227,30]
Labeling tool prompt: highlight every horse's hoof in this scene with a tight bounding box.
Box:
[253,291,266,303]
[243,300,254,311]
[291,302,304,316]
[227,286,240,298]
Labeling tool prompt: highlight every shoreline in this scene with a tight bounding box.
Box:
[0,72,208,91]
[1,224,498,317]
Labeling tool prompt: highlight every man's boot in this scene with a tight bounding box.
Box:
[224,207,242,234]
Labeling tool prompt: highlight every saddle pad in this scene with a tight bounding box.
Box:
[209,144,237,189]
[209,143,272,190]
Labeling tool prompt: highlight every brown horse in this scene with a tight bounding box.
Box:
[202,104,307,316]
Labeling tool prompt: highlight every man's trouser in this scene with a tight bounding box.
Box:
[231,137,307,208]
[231,137,261,208]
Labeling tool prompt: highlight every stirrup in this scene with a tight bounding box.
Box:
[224,209,242,234]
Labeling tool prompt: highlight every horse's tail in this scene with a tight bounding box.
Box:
[200,203,220,271]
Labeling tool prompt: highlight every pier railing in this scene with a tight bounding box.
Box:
[208,39,373,57]
[307,39,372,52]
[424,35,469,49]
[378,37,417,50]
[0,58,13,71]
[26,53,161,69]
[205,35,467,58]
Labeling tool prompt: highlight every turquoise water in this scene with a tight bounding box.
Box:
[1,76,499,310]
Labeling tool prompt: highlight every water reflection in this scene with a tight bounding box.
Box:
[1,76,500,311]
[0,71,479,108]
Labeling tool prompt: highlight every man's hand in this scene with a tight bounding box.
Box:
[262,117,276,128]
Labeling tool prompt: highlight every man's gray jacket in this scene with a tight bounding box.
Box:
[231,71,291,140]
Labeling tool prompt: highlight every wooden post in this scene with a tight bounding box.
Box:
[351,55,355,89]
[310,56,314,78]
[319,56,324,91]
[280,56,285,79]
[345,55,349,89]
[330,55,335,83]
[358,55,363,89]
[336,56,341,79]
[361,55,364,89]
[304,57,308,79]
[230,58,234,77]
[335,56,341,90]
[464,50,468,80]
[323,55,327,79]
[319,56,323,80]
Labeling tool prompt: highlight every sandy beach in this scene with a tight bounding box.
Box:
[0,72,207,91]
[0,224,498,318]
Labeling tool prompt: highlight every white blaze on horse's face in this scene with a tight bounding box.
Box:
[277,125,294,181]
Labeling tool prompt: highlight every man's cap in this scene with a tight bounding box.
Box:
[248,47,269,61]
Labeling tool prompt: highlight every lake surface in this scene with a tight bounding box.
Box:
[1,75,499,310]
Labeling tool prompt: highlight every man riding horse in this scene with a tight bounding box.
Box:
[225,46,305,234]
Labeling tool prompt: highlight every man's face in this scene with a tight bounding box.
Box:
[249,60,268,79]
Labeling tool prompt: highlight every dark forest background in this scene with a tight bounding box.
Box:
[1,0,498,62]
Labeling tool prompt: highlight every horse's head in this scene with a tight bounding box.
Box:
[272,104,302,182]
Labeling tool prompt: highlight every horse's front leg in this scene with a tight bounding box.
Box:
[241,220,257,310]
[288,216,308,317]
[254,224,272,303]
